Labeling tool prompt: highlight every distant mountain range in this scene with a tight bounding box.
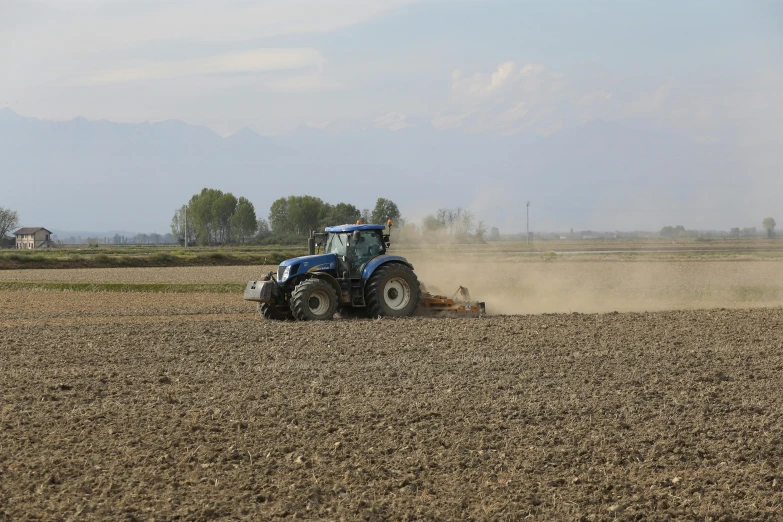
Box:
[1,108,777,233]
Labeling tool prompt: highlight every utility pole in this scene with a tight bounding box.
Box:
[184,207,188,248]
[526,201,530,246]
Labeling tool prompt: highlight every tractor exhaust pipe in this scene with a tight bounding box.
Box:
[308,230,315,256]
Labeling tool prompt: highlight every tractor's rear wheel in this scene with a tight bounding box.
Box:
[365,264,421,318]
[258,302,293,321]
[290,278,338,321]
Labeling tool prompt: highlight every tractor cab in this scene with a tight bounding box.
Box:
[321,224,388,278]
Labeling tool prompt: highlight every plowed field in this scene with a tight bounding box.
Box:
[2,289,783,520]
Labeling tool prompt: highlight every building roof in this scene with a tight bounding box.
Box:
[324,224,386,233]
[14,227,52,236]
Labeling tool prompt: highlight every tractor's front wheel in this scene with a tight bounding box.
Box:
[365,264,421,318]
[258,302,293,321]
[290,278,338,321]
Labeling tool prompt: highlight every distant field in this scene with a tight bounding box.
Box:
[2,238,782,314]
[1,237,782,270]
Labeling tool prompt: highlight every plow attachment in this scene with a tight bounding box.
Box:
[417,286,486,318]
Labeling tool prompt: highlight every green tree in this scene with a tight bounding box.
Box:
[268,195,330,235]
[288,195,326,234]
[763,217,776,238]
[0,207,19,244]
[660,225,685,239]
[188,188,221,244]
[0,207,20,239]
[256,219,271,237]
[171,205,196,245]
[321,202,361,226]
[231,197,257,244]
[177,188,255,245]
[268,198,291,234]
[371,198,401,225]
[214,192,238,243]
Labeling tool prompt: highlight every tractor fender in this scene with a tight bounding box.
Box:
[307,272,346,303]
[361,255,414,280]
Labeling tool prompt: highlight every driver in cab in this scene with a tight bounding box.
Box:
[351,232,382,268]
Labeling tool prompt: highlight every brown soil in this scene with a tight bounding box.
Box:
[2,291,783,520]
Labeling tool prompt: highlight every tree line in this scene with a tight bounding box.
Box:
[171,190,402,246]
[171,188,258,245]
[661,218,777,239]
[267,196,401,236]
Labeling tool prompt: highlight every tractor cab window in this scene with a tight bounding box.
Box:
[353,231,383,265]
[325,233,347,257]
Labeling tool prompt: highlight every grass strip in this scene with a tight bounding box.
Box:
[0,251,304,270]
[0,281,244,294]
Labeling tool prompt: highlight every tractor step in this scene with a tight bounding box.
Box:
[350,280,365,306]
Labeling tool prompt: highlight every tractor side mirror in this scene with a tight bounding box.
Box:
[352,230,361,242]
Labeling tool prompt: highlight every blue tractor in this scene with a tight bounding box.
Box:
[243,222,422,321]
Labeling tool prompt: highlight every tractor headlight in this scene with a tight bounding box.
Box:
[278,265,291,282]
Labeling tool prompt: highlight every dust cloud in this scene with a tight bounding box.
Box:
[405,254,783,315]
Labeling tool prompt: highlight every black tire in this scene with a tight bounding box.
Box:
[258,302,293,321]
[365,264,421,318]
[289,278,338,321]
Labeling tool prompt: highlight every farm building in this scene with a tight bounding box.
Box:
[14,227,54,249]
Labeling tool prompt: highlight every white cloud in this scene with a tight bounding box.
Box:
[434,62,576,134]
[435,61,683,137]
[451,62,545,100]
[6,1,422,47]
[373,112,409,131]
[69,48,325,85]
[436,61,783,170]
[2,1,420,92]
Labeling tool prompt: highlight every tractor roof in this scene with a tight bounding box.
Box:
[324,224,386,232]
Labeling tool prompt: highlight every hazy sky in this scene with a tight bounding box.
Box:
[3,1,782,146]
[2,1,782,234]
